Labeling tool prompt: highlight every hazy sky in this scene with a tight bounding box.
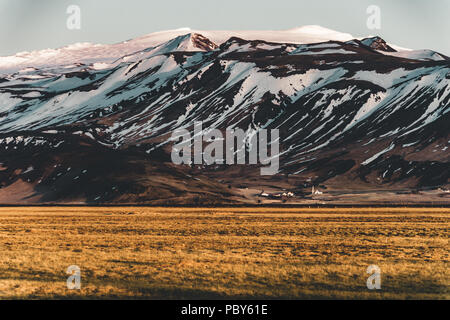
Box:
[0,0,449,56]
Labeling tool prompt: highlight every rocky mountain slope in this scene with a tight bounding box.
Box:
[0,27,448,205]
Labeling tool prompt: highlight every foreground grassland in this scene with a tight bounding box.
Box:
[0,207,448,299]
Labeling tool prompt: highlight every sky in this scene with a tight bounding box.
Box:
[0,0,449,56]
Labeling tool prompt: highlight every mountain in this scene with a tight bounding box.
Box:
[383,49,450,62]
[359,36,449,61]
[0,26,356,74]
[0,27,448,205]
[360,36,396,52]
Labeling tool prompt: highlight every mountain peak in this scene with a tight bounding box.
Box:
[286,25,341,34]
[189,33,219,51]
[151,33,218,54]
[284,25,354,41]
[361,36,397,52]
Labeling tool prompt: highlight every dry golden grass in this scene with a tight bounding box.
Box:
[0,207,448,299]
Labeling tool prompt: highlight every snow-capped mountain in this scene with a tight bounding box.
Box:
[0,27,448,204]
[0,25,418,74]
[360,36,397,52]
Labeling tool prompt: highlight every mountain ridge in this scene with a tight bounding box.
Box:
[3,25,447,74]
[0,31,448,205]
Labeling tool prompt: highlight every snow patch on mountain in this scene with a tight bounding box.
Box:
[383,49,448,61]
[362,143,395,165]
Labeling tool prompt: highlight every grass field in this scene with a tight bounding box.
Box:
[0,207,448,299]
